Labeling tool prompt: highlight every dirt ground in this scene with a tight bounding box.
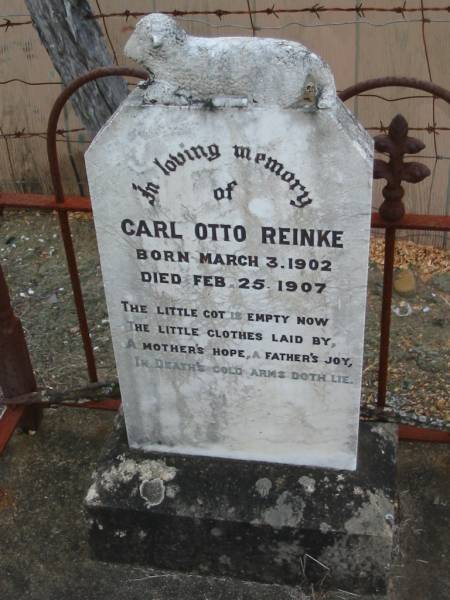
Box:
[1,407,449,600]
[1,209,448,424]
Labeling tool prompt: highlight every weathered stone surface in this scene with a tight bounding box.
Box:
[86,89,373,470]
[85,418,397,595]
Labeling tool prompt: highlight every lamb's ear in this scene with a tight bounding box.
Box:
[124,16,155,63]
[124,26,155,65]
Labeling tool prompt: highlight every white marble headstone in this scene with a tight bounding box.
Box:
[86,15,373,470]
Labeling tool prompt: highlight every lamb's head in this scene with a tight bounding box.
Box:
[125,14,187,66]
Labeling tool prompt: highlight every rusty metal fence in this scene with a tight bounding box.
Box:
[0,70,449,453]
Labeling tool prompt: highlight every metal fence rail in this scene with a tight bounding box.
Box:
[0,71,449,452]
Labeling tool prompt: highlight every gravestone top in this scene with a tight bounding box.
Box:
[124,13,336,109]
[86,16,373,471]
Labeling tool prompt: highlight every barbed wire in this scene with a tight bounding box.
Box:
[0,18,31,30]
[0,78,443,104]
[172,16,450,30]
[4,15,450,31]
[2,5,450,28]
[0,128,86,142]
[418,0,438,213]
[0,78,63,86]
[0,123,448,142]
[85,6,450,19]
[94,0,118,65]
[367,125,450,134]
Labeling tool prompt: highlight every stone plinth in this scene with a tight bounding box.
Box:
[85,418,397,595]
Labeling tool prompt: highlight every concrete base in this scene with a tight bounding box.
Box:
[85,417,397,595]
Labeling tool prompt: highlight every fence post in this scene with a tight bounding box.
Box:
[373,114,431,409]
[0,263,41,432]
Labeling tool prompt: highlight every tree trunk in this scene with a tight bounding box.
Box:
[25,0,129,135]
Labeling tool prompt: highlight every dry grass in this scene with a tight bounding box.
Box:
[370,238,449,277]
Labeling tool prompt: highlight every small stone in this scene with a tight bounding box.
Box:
[393,302,412,317]
[393,268,416,297]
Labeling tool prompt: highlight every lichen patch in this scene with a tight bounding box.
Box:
[298,475,316,494]
[100,456,176,494]
[319,522,331,534]
[259,491,305,529]
[344,490,394,537]
[85,482,101,505]
[139,478,166,507]
[255,477,272,497]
